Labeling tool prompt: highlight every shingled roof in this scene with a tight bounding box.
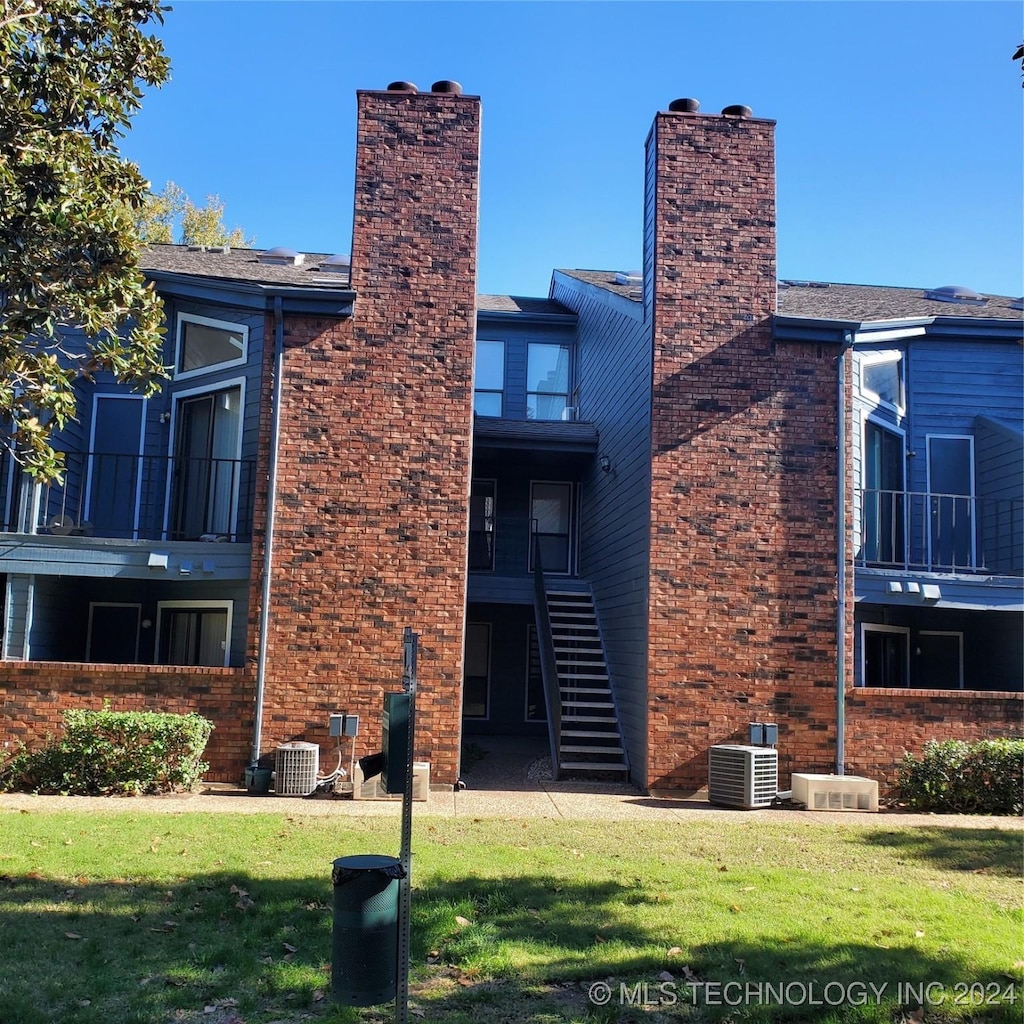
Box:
[141,244,350,289]
[556,268,1022,323]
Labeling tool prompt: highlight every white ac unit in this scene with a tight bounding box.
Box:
[275,742,319,796]
[708,744,778,809]
[561,406,578,421]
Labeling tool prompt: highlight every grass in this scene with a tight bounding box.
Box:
[0,808,1020,1023]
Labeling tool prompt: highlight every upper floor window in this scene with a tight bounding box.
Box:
[474,340,505,416]
[860,350,904,413]
[175,313,248,380]
[527,343,571,420]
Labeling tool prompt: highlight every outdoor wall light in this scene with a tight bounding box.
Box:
[599,455,612,473]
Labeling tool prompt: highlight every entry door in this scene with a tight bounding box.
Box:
[158,603,231,667]
[88,397,145,537]
[530,482,574,574]
[862,421,905,565]
[87,603,142,663]
[927,436,975,569]
[172,387,241,539]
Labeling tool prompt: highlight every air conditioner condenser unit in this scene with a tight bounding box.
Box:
[708,744,778,809]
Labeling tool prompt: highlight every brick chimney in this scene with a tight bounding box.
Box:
[643,101,841,792]
[256,83,481,786]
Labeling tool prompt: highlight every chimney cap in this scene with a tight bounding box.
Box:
[386,81,418,93]
[431,80,463,95]
[722,104,753,118]
[668,98,700,113]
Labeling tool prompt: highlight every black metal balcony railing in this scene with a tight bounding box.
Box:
[2,451,256,543]
[857,488,1023,576]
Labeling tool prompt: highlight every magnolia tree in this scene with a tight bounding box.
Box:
[0,0,170,480]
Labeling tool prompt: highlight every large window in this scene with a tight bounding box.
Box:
[474,340,505,416]
[860,350,904,413]
[862,419,905,565]
[175,314,248,380]
[861,624,909,688]
[171,384,243,540]
[156,601,232,667]
[527,343,571,420]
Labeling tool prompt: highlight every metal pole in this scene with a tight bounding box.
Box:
[396,628,418,1024]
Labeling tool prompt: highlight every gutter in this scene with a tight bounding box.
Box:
[251,296,286,765]
[835,330,854,775]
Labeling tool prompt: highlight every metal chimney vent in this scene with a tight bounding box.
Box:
[317,254,351,275]
[924,285,986,306]
[614,271,642,286]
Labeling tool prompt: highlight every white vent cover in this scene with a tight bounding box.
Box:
[275,742,319,796]
[708,744,778,809]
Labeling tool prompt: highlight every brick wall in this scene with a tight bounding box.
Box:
[249,87,481,785]
[644,108,847,791]
[0,663,253,780]
[846,688,1024,789]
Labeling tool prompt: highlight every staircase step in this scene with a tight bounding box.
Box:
[560,700,614,709]
[563,715,618,725]
[557,673,610,681]
[561,744,624,755]
[560,760,629,772]
[559,687,610,696]
[564,729,620,738]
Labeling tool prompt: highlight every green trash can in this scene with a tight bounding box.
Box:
[331,854,406,1006]
[244,765,272,795]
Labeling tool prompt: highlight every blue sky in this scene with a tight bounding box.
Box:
[121,1,1024,298]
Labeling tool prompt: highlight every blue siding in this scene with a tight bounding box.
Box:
[551,272,653,788]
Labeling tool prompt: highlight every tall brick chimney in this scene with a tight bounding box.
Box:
[643,100,841,792]
[256,82,481,786]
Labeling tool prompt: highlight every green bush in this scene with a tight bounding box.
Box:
[896,738,1024,815]
[0,708,214,795]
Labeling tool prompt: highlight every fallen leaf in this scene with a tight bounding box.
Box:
[259,955,273,965]
[681,965,700,982]
[411,1009,426,1018]
[30,841,41,848]
[735,958,746,975]
[426,951,441,964]
[312,990,325,1003]
[729,904,741,913]
[594,934,607,943]
[282,942,297,953]
[906,1008,925,1023]
[914,930,925,938]
[229,885,249,897]
[739,885,755,892]
[64,839,72,846]
[65,932,82,940]
[658,971,674,982]
[77,1000,91,1007]
[718,864,728,872]
[850,886,862,892]
[667,946,682,957]
[454,915,472,928]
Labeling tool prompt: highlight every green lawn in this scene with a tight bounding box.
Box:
[0,809,1020,1023]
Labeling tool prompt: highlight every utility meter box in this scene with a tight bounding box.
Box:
[381,692,410,795]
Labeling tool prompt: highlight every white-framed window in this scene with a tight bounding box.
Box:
[155,600,232,667]
[174,313,248,381]
[917,631,964,689]
[861,415,906,566]
[463,621,490,719]
[527,342,571,420]
[860,623,910,688]
[859,349,905,414]
[474,340,505,417]
[164,378,245,541]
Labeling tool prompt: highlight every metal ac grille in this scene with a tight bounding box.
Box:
[276,742,319,796]
[708,746,778,809]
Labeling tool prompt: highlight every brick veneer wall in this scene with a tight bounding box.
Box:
[644,109,847,791]
[249,88,480,785]
[846,688,1024,789]
[0,663,253,780]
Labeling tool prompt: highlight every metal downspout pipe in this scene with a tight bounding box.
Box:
[835,330,854,775]
[251,296,286,765]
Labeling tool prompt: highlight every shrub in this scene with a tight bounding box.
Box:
[896,738,1024,816]
[0,708,214,795]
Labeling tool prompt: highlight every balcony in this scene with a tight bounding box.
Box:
[857,488,1023,576]
[2,451,256,543]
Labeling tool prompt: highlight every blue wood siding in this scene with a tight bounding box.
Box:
[3,574,31,659]
[550,272,653,787]
[26,575,249,666]
[975,416,1023,574]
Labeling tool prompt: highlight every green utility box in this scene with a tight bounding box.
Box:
[331,854,406,1006]
[381,692,410,795]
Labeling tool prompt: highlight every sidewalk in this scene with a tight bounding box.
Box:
[2,782,1021,829]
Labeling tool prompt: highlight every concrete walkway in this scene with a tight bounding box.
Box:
[2,782,1021,830]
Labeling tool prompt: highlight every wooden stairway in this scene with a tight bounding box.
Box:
[546,589,628,778]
